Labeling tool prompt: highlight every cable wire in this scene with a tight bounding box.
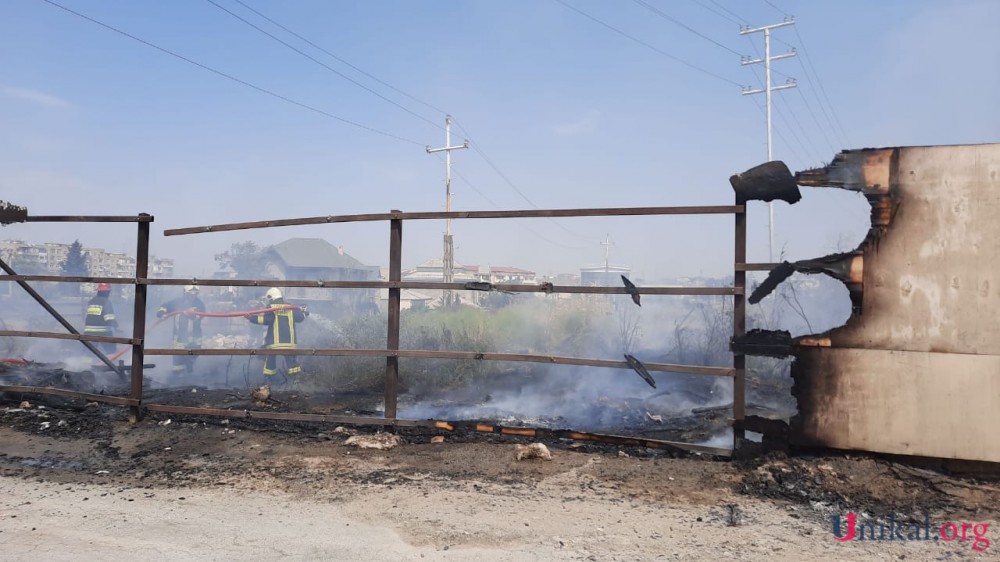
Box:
[231,0,450,117]
[630,0,747,57]
[221,0,589,245]
[39,0,424,146]
[552,0,744,88]
[450,117,593,241]
[205,0,443,132]
[793,26,851,146]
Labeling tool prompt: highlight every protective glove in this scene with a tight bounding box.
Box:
[301,306,309,317]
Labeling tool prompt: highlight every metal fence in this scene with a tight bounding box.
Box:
[0,199,765,457]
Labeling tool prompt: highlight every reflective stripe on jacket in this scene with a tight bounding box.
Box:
[247,301,306,348]
[84,295,116,333]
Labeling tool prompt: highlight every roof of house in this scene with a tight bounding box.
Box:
[268,238,371,270]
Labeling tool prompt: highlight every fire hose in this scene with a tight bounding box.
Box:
[0,305,304,365]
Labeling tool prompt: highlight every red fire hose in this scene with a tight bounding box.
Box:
[0,305,304,364]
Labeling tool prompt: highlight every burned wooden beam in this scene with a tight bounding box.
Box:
[748,263,795,304]
[748,252,863,307]
[731,329,793,358]
[624,354,656,388]
[729,161,801,204]
[0,201,28,225]
[796,148,900,235]
[732,415,789,440]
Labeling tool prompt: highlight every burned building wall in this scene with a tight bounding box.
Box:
[791,144,1000,462]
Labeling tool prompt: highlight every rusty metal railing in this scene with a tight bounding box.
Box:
[0,204,749,456]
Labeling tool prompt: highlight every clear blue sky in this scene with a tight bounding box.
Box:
[1,0,997,279]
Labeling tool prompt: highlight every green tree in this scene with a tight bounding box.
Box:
[214,241,268,278]
[60,240,88,296]
[61,240,89,277]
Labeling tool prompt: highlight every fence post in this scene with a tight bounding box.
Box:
[733,199,747,447]
[130,214,151,423]
[384,213,402,421]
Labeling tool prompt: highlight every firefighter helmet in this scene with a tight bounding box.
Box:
[264,288,282,302]
[184,284,199,294]
[97,283,112,292]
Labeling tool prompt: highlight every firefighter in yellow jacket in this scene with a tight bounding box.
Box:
[246,288,308,376]
[84,283,118,355]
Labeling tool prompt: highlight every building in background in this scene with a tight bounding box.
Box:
[580,264,632,287]
[261,238,380,314]
[0,240,173,296]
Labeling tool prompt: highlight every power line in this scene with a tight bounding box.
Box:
[686,0,743,26]
[448,163,588,251]
[706,0,747,25]
[38,0,424,146]
[743,37,825,162]
[552,0,744,88]
[231,0,449,117]
[630,0,747,57]
[220,1,588,245]
[204,0,443,132]
[793,26,851,146]
[762,0,788,16]
[770,33,850,149]
[745,62,818,164]
[450,117,592,241]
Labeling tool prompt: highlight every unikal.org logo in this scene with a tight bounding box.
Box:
[832,512,990,552]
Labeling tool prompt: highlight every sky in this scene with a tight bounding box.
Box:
[1,0,998,280]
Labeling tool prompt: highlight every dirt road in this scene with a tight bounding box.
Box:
[1,404,998,561]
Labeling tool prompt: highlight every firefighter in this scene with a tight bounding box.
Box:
[245,288,308,376]
[157,285,206,374]
[84,283,118,355]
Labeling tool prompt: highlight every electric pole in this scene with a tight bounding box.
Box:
[601,234,613,273]
[740,17,796,262]
[425,115,469,307]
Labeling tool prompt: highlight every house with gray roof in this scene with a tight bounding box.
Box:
[262,238,380,314]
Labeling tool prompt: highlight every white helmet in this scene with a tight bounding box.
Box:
[184,284,199,294]
[264,288,282,301]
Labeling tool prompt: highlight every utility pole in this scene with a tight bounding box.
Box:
[740,17,796,262]
[601,234,613,273]
[426,115,469,307]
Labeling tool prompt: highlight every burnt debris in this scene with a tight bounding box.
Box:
[729,161,801,204]
[624,354,656,388]
[0,201,28,226]
[730,329,793,358]
[749,252,862,307]
[621,275,641,307]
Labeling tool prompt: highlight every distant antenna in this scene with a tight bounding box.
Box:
[601,234,614,272]
[425,115,469,306]
[740,17,796,262]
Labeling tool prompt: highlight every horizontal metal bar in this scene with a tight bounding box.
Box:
[0,274,137,284]
[164,205,745,236]
[0,330,138,345]
[140,405,729,456]
[138,277,742,296]
[26,214,153,222]
[26,215,153,223]
[144,404,393,425]
[0,385,138,406]
[735,262,783,271]
[143,347,733,376]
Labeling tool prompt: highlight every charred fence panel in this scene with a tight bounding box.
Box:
[790,144,1000,463]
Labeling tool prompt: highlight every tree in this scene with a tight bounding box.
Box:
[60,240,88,296]
[61,240,88,277]
[214,241,268,278]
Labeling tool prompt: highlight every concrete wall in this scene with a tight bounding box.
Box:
[792,144,1000,462]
